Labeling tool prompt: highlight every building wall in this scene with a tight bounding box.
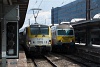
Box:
[91,0,100,18]
[51,0,100,24]
[51,7,60,24]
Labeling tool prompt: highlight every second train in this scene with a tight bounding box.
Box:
[51,22,76,53]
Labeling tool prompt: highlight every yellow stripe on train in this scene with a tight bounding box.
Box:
[57,36,75,42]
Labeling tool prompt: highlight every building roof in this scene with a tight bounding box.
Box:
[93,13,100,19]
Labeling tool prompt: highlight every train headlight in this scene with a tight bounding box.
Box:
[49,40,51,44]
[70,39,75,43]
[70,40,72,42]
[28,42,31,44]
[28,40,31,45]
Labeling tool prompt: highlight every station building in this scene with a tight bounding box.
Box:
[51,0,100,24]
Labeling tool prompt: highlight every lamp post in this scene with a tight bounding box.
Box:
[31,8,41,24]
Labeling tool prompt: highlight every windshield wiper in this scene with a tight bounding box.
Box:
[42,34,45,37]
[35,35,38,37]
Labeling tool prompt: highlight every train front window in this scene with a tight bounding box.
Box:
[30,28,39,35]
[58,29,73,35]
[30,27,49,35]
[40,27,49,35]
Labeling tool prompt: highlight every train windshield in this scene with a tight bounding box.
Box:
[57,29,74,35]
[30,27,49,35]
[40,27,49,35]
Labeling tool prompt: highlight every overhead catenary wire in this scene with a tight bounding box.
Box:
[61,0,75,5]
[35,0,38,4]
[24,0,44,25]
[25,0,73,23]
[32,0,44,23]
[62,0,65,4]
[38,0,43,8]
[24,0,38,22]
[35,0,44,18]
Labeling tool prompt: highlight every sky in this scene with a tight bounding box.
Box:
[19,0,76,32]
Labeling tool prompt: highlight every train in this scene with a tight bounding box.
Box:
[51,22,76,53]
[22,23,52,55]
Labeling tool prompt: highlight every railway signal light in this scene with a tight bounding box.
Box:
[6,22,19,58]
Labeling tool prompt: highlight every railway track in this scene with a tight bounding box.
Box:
[76,48,100,64]
[26,49,100,67]
[45,53,82,67]
[27,55,57,67]
[64,54,100,67]
[32,56,57,67]
[43,56,57,67]
[50,52,100,67]
[49,50,100,67]
[27,53,82,67]
[53,47,100,67]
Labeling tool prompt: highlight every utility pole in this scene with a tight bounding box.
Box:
[86,0,90,20]
[86,0,91,46]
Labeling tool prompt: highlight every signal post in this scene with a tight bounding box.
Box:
[1,5,19,67]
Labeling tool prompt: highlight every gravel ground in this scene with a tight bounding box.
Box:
[27,59,35,67]
[34,59,53,67]
[46,54,83,67]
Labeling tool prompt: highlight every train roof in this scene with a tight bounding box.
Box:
[71,18,86,23]
[30,23,49,27]
[51,24,73,29]
[56,24,73,29]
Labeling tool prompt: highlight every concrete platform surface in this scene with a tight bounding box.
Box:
[0,51,27,67]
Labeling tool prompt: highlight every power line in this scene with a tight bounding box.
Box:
[62,0,65,4]
[38,0,43,8]
[35,0,38,4]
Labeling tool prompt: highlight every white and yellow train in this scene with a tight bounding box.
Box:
[51,22,75,53]
[23,23,52,54]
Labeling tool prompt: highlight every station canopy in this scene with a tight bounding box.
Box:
[0,0,29,28]
[93,13,100,19]
[71,18,86,23]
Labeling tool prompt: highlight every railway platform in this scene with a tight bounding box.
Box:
[75,43,100,52]
[0,45,27,67]
[7,51,27,67]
